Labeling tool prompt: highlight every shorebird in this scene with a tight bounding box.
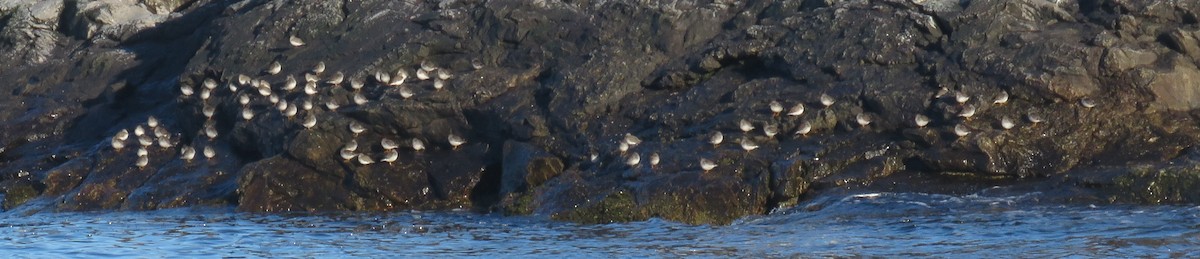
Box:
[914,114,930,127]
[200,88,211,100]
[350,78,364,91]
[856,113,872,127]
[305,73,319,83]
[954,91,970,104]
[420,61,436,72]
[203,78,218,90]
[437,69,452,80]
[1080,97,1096,108]
[1026,112,1044,124]
[138,135,153,147]
[819,93,836,108]
[180,145,195,162]
[302,100,313,110]
[357,153,375,165]
[153,127,168,138]
[204,123,218,139]
[276,100,288,112]
[700,158,717,172]
[381,149,399,164]
[954,124,970,137]
[289,35,305,47]
[993,91,1009,105]
[136,155,149,168]
[448,134,466,150]
[265,61,281,75]
[416,69,431,81]
[374,70,391,84]
[116,129,130,141]
[433,79,446,90]
[795,120,812,136]
[269,95,279,104]
[763,123,779,138]
[618,142,629,154]
[649,152,660,168]
[343,139,358,152]
[283,105,298,118]
[471,58,484,70]
[257,84,272,96]
[623,133,641,146]
[137,147,149,157]
[327,71,345,85]
[411,138,425,151]
[739,119,755,132]
[203,145,216,159]
[302,113,317,129]
[227,82,238,92]
[769,100,783,117]
[390,69,409,86]
[111,135,126,151]
[381,138,399,150]
[146,117,159,128]
[238,94,250,105]
[312,61,326,74]
[156,136,172,148]
[237,74,251,86]
[740,137,758,151]
[304,82,318,95]
[203,105,216,119]
[959,104,976,119]
[787,103,804,116]
[349,121,366,135]
[340,149,357,160]
[134,126,145,136]
[325,100,340,111]
[935,87,950,99]
[283,76,297,91]
[180,85,194,96]
[709,131,724,147]
[353,92,369,105]
[625,153,640,167]
[399,86,414,99]
[1000,117,1015,130]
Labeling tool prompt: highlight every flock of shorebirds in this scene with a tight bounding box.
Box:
[108,34,1101,174]
[615,87,1098,174]
[108,35,477,169]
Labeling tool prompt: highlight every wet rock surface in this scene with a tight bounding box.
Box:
[1,0,1199,224]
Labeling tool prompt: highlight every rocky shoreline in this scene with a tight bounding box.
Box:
[1,0,1198,224]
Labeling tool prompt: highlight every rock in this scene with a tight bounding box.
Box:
[29,0,63,22]
[1143,56,1200,111]
[237,156,368,212]
[0,0,64,64]
[4,0,1200,225]
[140,0,194,15]
[122,159,240,210]
[1,179,40,210]
[500,140,562,198]
[65,0,170,42]
[769,158,810,208]
[40,156,92,196]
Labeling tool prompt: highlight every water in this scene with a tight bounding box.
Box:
[2,192,1197,257]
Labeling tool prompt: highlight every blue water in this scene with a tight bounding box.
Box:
[2,191,1197,257]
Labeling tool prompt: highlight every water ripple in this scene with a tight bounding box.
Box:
[1,193,1197,257]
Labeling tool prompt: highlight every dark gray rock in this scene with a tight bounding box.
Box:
[2,0,1200,225]
[500,140,562,198]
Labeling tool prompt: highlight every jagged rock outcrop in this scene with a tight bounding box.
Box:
[1,0,1199,225]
